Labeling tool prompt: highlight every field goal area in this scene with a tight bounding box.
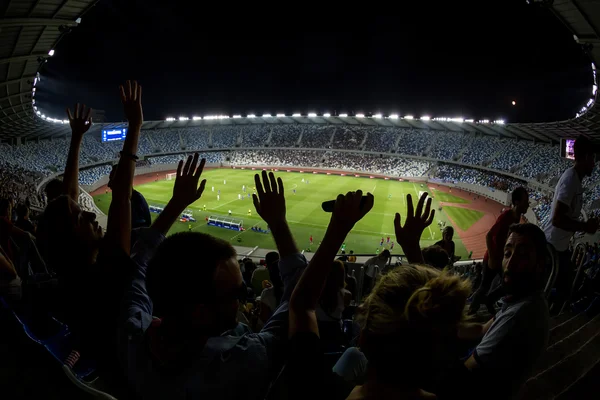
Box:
[166,172,177,180]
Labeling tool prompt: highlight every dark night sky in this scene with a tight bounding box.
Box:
[35,0,594,124]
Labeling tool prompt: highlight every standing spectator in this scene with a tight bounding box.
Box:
[544,136,598,311]
[434,226,456,264]
[470,186,530,314]
[363,249,390,296]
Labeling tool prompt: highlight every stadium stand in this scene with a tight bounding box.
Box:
[269,125,303,147]
[241,125,269,147]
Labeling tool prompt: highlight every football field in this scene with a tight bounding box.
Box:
[93,169,480,258]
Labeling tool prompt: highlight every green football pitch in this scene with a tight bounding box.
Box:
[93,169,481,258]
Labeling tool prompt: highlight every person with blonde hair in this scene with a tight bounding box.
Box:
[282,192,471,399]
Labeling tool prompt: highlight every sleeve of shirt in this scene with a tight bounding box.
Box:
[122,227,165,336]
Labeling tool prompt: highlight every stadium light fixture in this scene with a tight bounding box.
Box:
[41,114,46,119]
[36,110,41,116]
[62,119,68,124]
[389,114,399,119]
[247,114,256,119]
[233,115,242,119]
[292,113,301,117]
[356,113,365,118]
[218,115,229,120]
[465,119,474,123]
[593,85,597,96]
[204,115,216,120]
[339,113,348,117]
[192,116,202,120]
[451,117,464,123]
[262,114,272,118]
[33,77,37,86]
[479,119,489,124]
[587,98,594,107]
[276,113,285,117]
[404,115,414,120]
[373,113,382,119]
[179,116,189,121]
[48,49,55,56]
[308,112,317,117]
[323,113,331,117]
[494,119,505,125]
[421,116,431,121]
[165,117,176,121]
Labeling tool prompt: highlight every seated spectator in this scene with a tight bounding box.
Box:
[347,250,357,263]
[363,249,390,295]
[251,259,270,295]
[0,244,22,301]
[440,223,550,400]
[422,244,450,269]
[122,171,307,399]
[434,226,457,264]
[316,259,351,350]
[284,191,471,399]
[14,203,35,235]
[259,251,282,325]
[35,84,145,388]
[44,178,63,203]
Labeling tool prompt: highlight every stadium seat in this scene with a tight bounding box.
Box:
[0,298,117,399]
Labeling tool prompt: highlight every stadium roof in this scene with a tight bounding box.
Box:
[0,0,598,143]
[0,0,98,140]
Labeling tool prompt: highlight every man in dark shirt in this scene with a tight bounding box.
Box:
[469,186,529,314]
[14,203,35,235]
[434,226,456,264]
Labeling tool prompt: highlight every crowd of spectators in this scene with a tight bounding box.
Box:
[428,130,471,161]
[146,129,181,153]
[462,136,504,166]
[396,128,433,156]
[435,163,526,192]
[362,127,397,153]
[178,127,210,150]
[78,165,113,186]
[241,125,269,147]
[489,139,533,172]
[230,150,323,167]
[211,126,239,148]
[300,125,334,148]
[330,127,365,150]
[269,125,302,147]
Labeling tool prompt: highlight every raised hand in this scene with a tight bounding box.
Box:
[394,192,435,247]
[253,171,286,227]
[66,103,92,138]
[171,153,207,208]
[119,80,143,128]
[330,190,374,233]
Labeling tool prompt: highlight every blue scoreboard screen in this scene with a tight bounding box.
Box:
[101,128,128,142]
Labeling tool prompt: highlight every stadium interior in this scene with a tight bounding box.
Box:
[2,0,600,399]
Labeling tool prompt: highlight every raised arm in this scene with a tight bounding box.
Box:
[63,104,92,201]
[289,190,373,337]
[394,192,435,264]
[152,153,206,235]
[253,171,298,258]
[106,81,143,255]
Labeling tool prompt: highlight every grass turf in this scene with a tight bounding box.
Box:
[431,190,470,204]
[93,169,474,258]
[443,206,485,231]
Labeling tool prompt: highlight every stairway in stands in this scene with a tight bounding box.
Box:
[518,306,600,399]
